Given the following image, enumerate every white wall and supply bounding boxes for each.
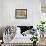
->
[1,0,41,27]
[0,0,3,26]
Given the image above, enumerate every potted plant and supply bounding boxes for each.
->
[31,35,38,46]
[37,21,45,37]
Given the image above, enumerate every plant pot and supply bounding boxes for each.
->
[33,41,36,46]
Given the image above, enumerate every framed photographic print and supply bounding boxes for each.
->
[15,9,27,19]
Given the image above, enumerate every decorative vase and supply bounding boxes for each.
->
[40,32,44,37]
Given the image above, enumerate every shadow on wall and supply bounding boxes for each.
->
[0,27,5,40]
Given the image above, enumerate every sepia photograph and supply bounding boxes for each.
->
[15,9,27,19]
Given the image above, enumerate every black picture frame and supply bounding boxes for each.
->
[15,9,27,19]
